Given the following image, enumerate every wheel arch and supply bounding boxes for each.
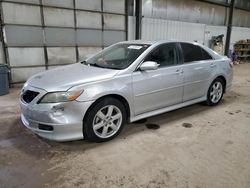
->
[83,94,131,124]
[216,75,227,93]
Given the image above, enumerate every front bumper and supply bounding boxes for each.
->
[20,85,94,141]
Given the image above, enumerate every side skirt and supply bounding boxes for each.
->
[130,96,207,122]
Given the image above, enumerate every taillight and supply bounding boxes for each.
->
[229,61,233,68]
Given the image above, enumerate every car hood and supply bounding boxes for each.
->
[27,63,119,92]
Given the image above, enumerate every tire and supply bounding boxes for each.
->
[206,78,224,106]
[83,97,126,142]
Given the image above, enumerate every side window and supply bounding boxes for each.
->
[144,43,178,67]
[201,48,213,60]
[181,43,204,63]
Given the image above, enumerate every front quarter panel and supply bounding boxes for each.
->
[71,73,134,115]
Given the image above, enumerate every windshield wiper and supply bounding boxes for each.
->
[81,61,104,68]
[81,61,121,70]
[81,60,89,65]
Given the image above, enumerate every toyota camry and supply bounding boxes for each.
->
[20,40,233,142]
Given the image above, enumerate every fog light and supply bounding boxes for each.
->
[38,124,54,131]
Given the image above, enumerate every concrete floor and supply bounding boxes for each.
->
[1,64,250,188]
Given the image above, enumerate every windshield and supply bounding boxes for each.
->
[85,43,150,70]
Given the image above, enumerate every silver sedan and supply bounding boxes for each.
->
[20,40,233,142]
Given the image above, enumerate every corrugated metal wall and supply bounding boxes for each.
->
[141,17,206,43]
[142,0,227,26]
[141,0,250,28]
[0,0,126,84]
[127,0,250,54]
[128,16,250,54]
[233,9,250,27]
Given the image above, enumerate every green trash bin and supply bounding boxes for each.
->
[0,64,9,96]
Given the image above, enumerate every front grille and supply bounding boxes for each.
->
[22,90,39,103]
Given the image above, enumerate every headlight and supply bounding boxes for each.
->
[39,90,83,103]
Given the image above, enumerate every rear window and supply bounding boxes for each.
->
[180,43,212,63]
[201,48,213,60]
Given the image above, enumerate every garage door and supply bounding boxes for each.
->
[0,0,127,84]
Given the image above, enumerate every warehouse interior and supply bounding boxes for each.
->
[0,0,250,187]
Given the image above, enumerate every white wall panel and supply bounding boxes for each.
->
[45,28,75,46]
[141,17,205,44]
[231,27,250,49]
[76,29,102,46]
[8,48,45,67]
[4,25,44,47]
[43,8,74,27]
[104,14,125,30]
[0,44,5,64]
[103,0,125,14]
[1,0,126,84]
[78,47,102,60]
[204,25,227,47]
[42,0,73,8]
[47,47,76,65]
[76,11,102,29]
[3,0,40,4]
[75,0,101,11]
[11,67,45,83]
[2,2,41,25]
[128,16,135,40]
[103,31,126,46]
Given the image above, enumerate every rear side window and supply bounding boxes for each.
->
[201,48,213,60]
[180,43,212,63]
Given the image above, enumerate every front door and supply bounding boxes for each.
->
[132,43,184,115]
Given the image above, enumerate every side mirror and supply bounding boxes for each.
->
[139,61,159,71]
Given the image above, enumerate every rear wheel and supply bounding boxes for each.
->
[83,97,126,142]
[206,78,224,106]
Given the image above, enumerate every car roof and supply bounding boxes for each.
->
[119,40,157,45]
[119,40,199,46]
[119,40,222,60]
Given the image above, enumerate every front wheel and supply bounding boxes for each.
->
[206,78,224,106]
[83,97,126,142]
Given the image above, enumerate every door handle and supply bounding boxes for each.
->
[210,63,216,68]
[175,69,183,74]
[195,67,203,70]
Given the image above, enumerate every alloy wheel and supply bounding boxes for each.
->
[210,81,223,104]
[92,105,122,138]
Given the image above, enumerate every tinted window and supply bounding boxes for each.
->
[181,43,203,62]
[180,43,212,63]
[86,43,150,70]
[201,48,213,60]
[144,43,178,67]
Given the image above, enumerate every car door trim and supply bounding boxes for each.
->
[130,96,206,122]
[183,78,210,86]
[134,84,184,97]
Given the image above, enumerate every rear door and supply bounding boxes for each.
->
[180,43,214,101]
[132,43,184,115]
